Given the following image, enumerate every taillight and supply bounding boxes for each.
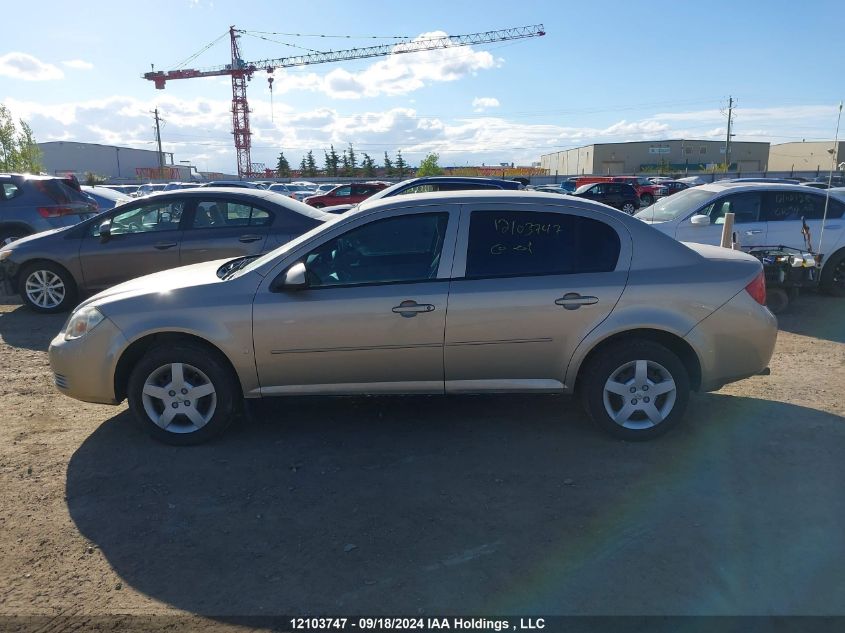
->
[38,206,80,218]
[745,271,767,306]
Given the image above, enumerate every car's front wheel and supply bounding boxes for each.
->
[127,343,239,445]
[580,340,690,440]
[19,261,78,313]
[621,201,636,214]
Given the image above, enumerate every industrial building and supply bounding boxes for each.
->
[540,140,771,176]
[36,141,191,182]
[768,141,844,173]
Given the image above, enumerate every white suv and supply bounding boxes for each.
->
[636,182,845,296]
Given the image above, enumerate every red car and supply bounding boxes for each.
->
[573,176,663,206]
[304,182,387,208]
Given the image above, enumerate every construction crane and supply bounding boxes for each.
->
[143,25,545,178]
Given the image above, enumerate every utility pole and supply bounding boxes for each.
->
[152,108,164,176]
[724,96,734,174]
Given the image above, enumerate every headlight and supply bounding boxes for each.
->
[64,306,105,340]
[0,250,12,261]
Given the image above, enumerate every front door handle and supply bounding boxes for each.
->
[154,241,178,250]
[238,234,262,243]
[555,293,599,310]
[745,230,764,235]
[392,300,435,318]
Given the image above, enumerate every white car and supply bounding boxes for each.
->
[635,182,845,296]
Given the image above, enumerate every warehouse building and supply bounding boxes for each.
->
[37,141,187,181]
[540,140,770,176]
[768,141,844,173]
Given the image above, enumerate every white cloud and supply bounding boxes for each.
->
[265,32,497,100]
[8,95,840,173]
[0,52,63,81]
[472,97,500,112]
[61,59,94,70]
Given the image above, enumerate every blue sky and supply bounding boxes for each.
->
[1,0,842,173]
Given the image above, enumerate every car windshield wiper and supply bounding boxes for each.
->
[218,255,259,280]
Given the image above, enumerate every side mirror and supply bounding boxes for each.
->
[98,219,112,242]
[272,261,308,291]
[690,214,710,227]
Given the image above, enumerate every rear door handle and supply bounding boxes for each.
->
[555,293,599,310]
[392,300,436,317]
[154,241,178,250]
[238,234,262,243]
[745,230,764,235]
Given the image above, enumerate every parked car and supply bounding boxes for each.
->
[46,190,776,445]
[317,177,524,213]
[284,183,319,202]
[575,176,663,206]
[201,181,260,189]
[635,182,845,295]
[0,174,98,245]
[81,186,132,211]
[655,180,690,197]
[570,182,640,214]
[0,188,331,312]
[305,182,388,208]
[136,183,168,196]
[103,184,141,197]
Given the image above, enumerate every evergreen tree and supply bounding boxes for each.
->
[305,150,318,176]
[325,145,340,176]
[361,153,376,177]
[395,150,408,177]
[299,155,307,175]
[383,151,394,177]
[346,143,358,175]
[340,150,351,176]
[275,151,291,177]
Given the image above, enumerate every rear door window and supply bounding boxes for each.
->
[465,210,621,278]
[762,191,840,221]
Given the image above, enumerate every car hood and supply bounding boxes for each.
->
[3,226,70,250]
[78,258,232,312]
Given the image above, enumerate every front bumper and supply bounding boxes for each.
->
[48,316,128,405]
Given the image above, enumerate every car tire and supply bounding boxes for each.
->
[579,339,690,441]
[19,261,78,313]
[621,202,636,214]
[820,248,845,297]
[128,343,239,446]
[640,193,654,206]
[765,287,789,314]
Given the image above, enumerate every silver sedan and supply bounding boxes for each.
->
[49,191,777,444]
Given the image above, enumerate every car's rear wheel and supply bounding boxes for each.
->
[127,343,238,445]
[820,248,845,297]
[640,193,655,206]
[580,340,690,440]
[19,261,77,313]
[621,202,636,214]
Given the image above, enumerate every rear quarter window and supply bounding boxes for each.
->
[466,210,621,278]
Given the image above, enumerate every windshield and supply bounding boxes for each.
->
[573,184,594,194]
[232,212,348,278]
[634,187,714,222]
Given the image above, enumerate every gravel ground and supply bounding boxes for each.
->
[0,292,843,629]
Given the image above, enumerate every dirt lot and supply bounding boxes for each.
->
[0,292,843,626]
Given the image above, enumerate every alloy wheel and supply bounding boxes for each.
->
[602,359,677,429]
[24,270,66,309]
[141,363,217,434]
